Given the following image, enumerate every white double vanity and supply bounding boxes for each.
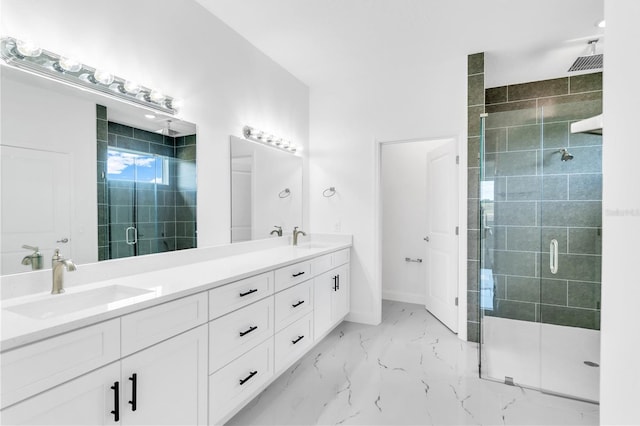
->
[0,236,352,425]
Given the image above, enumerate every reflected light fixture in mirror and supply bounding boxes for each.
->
[0,36,178,115]
[243,125,297,153]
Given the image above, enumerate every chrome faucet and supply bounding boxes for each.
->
[292,227,306,246]
[51,248,77,294]
[21,245,43,270]
[270,226,283,237]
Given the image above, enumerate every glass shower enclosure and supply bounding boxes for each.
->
[478,99,602,402]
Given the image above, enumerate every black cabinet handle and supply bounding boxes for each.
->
[292,271,305,277]
[110,381,119,422]
[239,370,258,385]
[337,274,340,290]
[292,300,305,308]
[292,335,304,344]
[239,325,258,337]
[128,373,137,411]
[333,275,338,291]
[239,288,258,297]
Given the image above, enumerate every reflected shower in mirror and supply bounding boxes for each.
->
[97,106,197,261]
[230,136,302,243]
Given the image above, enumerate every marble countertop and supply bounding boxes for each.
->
[1,240,351,352]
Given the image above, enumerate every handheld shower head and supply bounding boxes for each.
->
[559,148,574,162]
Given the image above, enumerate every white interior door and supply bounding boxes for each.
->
[425,139,458,332]
[1,145,71,274]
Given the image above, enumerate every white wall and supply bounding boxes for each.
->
[309,58,467,326]
[0,0,310,252]
[600,1,640,423]
[381,139,448,304]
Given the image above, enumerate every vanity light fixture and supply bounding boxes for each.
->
[0,36,179,115]
[242,125,297,153]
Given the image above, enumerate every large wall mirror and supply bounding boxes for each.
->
[0,66,197,276]
[230,136,302,242]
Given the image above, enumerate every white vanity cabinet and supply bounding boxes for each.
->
[1,243,352,426]
[313,250,350,339]
[1,294,208,425]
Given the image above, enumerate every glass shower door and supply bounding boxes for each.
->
[106,149,163,259]
[479,99,602,402]
[538,101,602,402]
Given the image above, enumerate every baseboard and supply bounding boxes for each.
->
[382,290,425,305]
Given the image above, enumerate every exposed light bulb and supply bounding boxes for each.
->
[15,39,42,57]
[596,19,606,28]
[149,90,165,103]
[57,57,82,72]
[123,81,140,94]
[93,69,114,85]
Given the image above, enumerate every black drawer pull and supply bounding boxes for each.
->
[239,370,258,385]
[239,325,258,337]
[292,271,305,277]
[333,275,338,291]
[239,288,258,297]
[292,300,305,308]
[128,373,137,411]
[337,274,340,290]
[110,381,120,422]
[292,335,304,344]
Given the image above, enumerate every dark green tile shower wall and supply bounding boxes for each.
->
[96,105,197,260]
[471,71,602,335]
[466,53,484,342]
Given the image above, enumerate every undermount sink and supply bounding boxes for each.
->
[6,285,153,320]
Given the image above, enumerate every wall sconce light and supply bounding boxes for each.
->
[243,125,297,153]
[0,36,179,115]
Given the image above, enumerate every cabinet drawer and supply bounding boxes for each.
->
[274,280,313,332]
[311,253,333,276]
[333,248,350,267]
[209,337,274,425]
[121,292,208,356]
[1,319,120,409]
[209,296,274,373]
[274,260,312,292]
[274,313,313,373]
[209,272,273,320]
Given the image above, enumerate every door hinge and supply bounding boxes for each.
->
[455,297,459,306]
[456,155,460,165]
[455,226,459,235]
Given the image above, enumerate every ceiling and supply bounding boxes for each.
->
[195,0,604,89]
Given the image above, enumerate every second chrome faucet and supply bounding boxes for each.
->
[292,226,306,246]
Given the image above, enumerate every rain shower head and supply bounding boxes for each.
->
[568,40,603,72]
[559,148,574,162]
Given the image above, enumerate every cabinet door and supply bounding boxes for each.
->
[331,264,350,322]
[1,362,120,425]
[121,325,208,426]
[314,264,350,340]
[313,270,333,340]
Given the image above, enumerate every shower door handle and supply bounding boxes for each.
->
[126,227,138,245]
[550,239,558,274]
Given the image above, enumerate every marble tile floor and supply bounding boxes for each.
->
[227,300,599,425]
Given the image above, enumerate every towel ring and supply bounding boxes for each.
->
[323,187,336,197]
[279,188,291,198]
